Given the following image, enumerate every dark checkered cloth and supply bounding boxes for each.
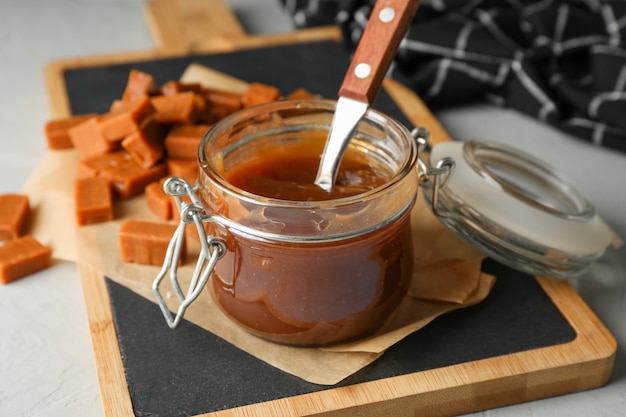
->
[279,0,626,152]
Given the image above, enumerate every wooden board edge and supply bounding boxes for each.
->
[144,0,247,52]
[383,78,453,145]
[55,24,616,415]
[43,60,72,119]
[42,26,342,120]
[181,277,616,417]
[43,29,418,124]
[536,276,617,372]
[192,25,343,53]
[77,265,135,417]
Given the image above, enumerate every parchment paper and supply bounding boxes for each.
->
[24,156,492,384]
[22,64,495,385]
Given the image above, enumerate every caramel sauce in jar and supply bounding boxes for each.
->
[198,99,419,346]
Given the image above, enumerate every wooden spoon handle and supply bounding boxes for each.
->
[338,0,420,104]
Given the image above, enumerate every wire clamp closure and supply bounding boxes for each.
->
[152,177,226,329]
[412,127,456,218]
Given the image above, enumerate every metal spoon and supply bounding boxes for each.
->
[314,0,421,191]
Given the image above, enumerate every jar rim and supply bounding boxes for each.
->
[198,98,418,209]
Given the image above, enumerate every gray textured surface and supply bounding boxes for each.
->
[0,1,623,416]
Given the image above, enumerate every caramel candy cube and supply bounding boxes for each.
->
[242,82,281,107]
[121,117,166,168]
[0,235,52,284]
[165,159,198,184]
[99,96,155,141]
[79,150,167,199]
[160,81,203,96]
[44,114,97,150]
[194,94,214,124]
[199,89,241,122]
[68,116,118,159]
[122,69,155,102]
[164,124,211,159]
[0,194,30,241]
[203,88,243,113]
[151,92,198,124]
[118,219,185,265]
[145,180,172,221]
[285,88,318,100]
[107,160,167,199]
[77,149,134,178]
[74,177,114,226]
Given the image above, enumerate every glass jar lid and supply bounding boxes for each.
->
[424,140,616,278]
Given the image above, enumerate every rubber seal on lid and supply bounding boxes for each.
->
[425,141,615,278]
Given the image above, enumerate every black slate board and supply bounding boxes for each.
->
[106,260,575,417]
[62,40,576,417]
[64,40,410,127]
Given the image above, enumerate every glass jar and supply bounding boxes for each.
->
[158,99,420,347]
[153,99,617,348]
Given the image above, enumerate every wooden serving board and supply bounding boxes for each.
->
[43,1,617,416]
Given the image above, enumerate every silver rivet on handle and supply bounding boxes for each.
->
[379,7,396,23]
